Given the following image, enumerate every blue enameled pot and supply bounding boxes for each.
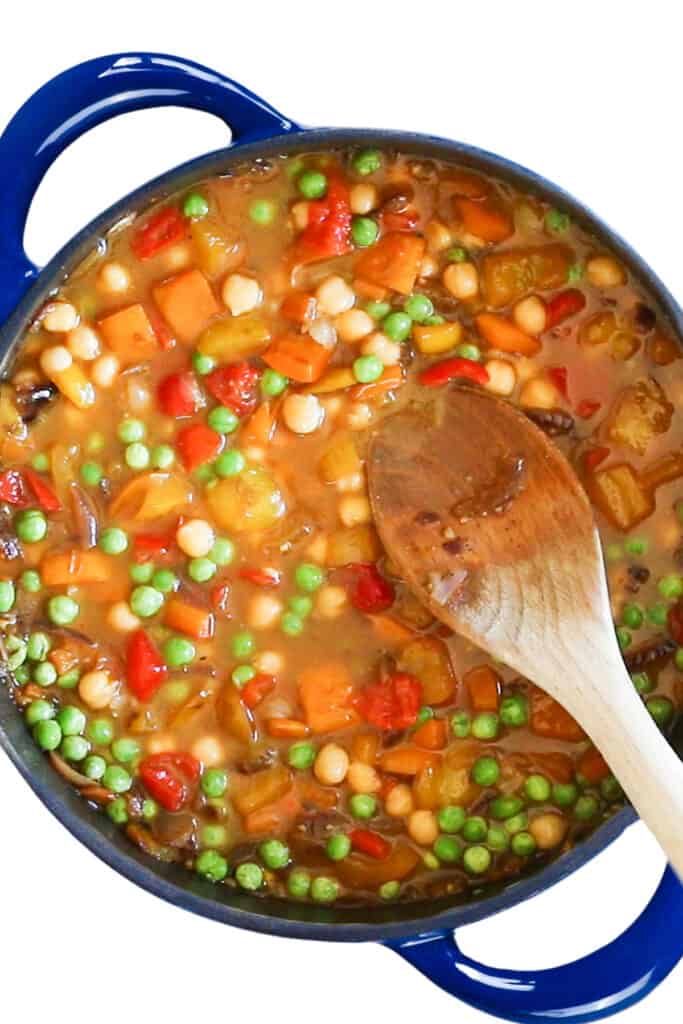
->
[1,53,682,1024]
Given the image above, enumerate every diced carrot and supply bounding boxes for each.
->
[41,549,111,586]
[578,747,611,784]
[353,279,389,302]
[281,290,317,324]
[262,334,332,384]
[152,270,220,343]
[98,304,158,365]
[464,665,501,712]
[370,614,416,647]
[241,402,277,447]
[163,597,215,640]
[350,365,404,402]
[351,732,380,765]
[413,718,448,750]
[266,717,311,739]
[298,662,360,733]
[453,197,513,243]
[530,688,584,741]
[233,765,293,816]
[354,233,426,295]
[475,313,541,356]
[379,747,437,776]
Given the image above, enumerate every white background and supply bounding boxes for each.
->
[1,2,681,1021]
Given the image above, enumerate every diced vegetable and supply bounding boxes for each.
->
[345,562,395,613]
[579,311,618,347]
[475,313,541,355]
[291,177,352,264]
[23,468,62,512]
[586,463,654,531]
[126,630,168,701]
[197,314,271,363]
[464,665,501,711]
[98,304,158,365]
[304,368,357,394]
[529,689,584,741]
[131,207,186,260]
[379,746,437,776]
[607,378,673,455]
[578,747,611,784]
[413,321,463,355]
[205,362,260,416]
[481,244,574,308]
[419,356,489,388]
[358,672,421,730]
[206,466,286,532]
[262,334,332,384]
[318,433,362,483]
[164,597,215,639]
[337,841,419,889]
[176,423,224,472]
[413,718,448,750]
[453,197,513,243]
[398,636,456,705]
[326,524,382,566]
[298,662,360,733]
[152,270,220,343]
[281,291,317,324]
[41,549,111,586]
[157,370,203,418]
[190,218,243,277]
[109,472,192,522]
[354,232,425,294]
[545,288,586,329]
[139,752,200,812]
[233,765,293,816]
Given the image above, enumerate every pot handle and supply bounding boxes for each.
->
[387,865,683,1023]
[0,52,298,323]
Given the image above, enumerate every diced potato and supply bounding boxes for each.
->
[398,635,456,705]
[413,321,463,355]
[608,378,673,454]
[206,466,286,533]
[609,331,640,361]
[579,311,618,347]
[586,463,653,531]
[298,662,360,733]
[197,313,271,362]
[190,218,244,277]
[326,523,382,566]
[318,432,362,483]
[481,244,573,308]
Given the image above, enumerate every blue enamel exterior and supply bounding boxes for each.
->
[0,52,682,1024]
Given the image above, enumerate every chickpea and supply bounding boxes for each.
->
[282,393,324,435]
[40,345,72,376]
[43,302,79,333]
[443,261,479,300]
[107,601,141,633]
[484,358,517,397]
[425,219,453,253]
[253,650,285,675]
[97,261,131,294]
[519,376,558,409]
[385,783,415,817]
[335,308,374,343]
[247,593,283,630]
[314,743,350,786]
[513,295,547,335]
[361,332,401,366]
[66,324,100,361]
[345,402,372,431]
[316,275,355,316]
[315,585,348,619]
[350,183,378,215]
[91,353,120,389]
[191,735,226,767]
[222,273,262,316]
[346,761,381,794]
[146,733,177,755]
[586,256,626,289]
[529,813,568,850]
[79,670,118,710]
[290,201,309,231]
[338,494,372,527]
[408,809,439,845]
[176,519,215,558]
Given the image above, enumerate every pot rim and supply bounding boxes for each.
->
[0,125,674,941]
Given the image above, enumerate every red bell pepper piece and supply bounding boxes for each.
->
[576,399,602,419]
[126,629,168,702]
[205,362,260,418]
[419,357,489,388]
[350,828,391,860]
[583,446,610,472]
[545,288,586,329]
[242,673,277,710]
[176,423,224,472]
[346,563,395,613]
[210,583,232,614]
[131,207,186,260]
[158,369,203,418]
[139,752,201,812]
[358,672,422,730]
[0,469,27,505]
[238,566,282,588]
[547,366,568,398]
[292,177,352,264]
[133,529,176,563]
[22,468,62,512]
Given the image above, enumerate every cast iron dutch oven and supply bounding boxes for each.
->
[1,53,682,1024]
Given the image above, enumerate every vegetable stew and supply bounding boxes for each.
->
[1,147,682,906]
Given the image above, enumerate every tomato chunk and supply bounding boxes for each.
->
[0,469,26,505]
[292,177,352,264]
[545,288,586,329]
[358,672,421,730]
[132,207,186,260]
[126,629,168,702]
[176,423,224,472]
[139,752,200,811]
[345,562,395,613]
[206,362,260,417]
[158,370,202,418]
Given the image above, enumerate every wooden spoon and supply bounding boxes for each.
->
[367,386,683,877]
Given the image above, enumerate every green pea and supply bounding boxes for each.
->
[455,342,482,362]
[574,795,599,821]
[106,797,129,825]
[151,444,176,469]
[511,832,537,857]
[261,369,288,398]
[163,636,196,668]
[463,845,492,875]
[15,509,47,544]
[125,442,150,470]
[486,826,510,851]
[525,774,551,802]
[196,849,228,882]
[490,795,524,821]
[142,799,158,821]
[567,263,584,284]
[504,812,528,835]
[5,636,27,671]
[33,661,57,686]
[288,741,316,770]
[111,737,140,763]
[326,833,351,861]
[183,192,209,219]
[202,768,228,798]
[382,311,412,342]
[616,627,631,651]
[349,794,377,820]
[553,782,578,807]
[288,594,313,618]
[231,631,256,659]
[192,351,215,376]
[26,699,55,726]
[404,293,434,322]
[295,562,325,592]
[249,199,277,226]
[27,631,51,661]
[80,461,103,487]
[87,717,114,746]
[201,824,228,848]
[647,602,669,626]
[33,719,62,751]
[83,755,106,781]
[103,765,132,794]
[631,671,654,695]
[232,665,256,687]
[545,209,570,234]
[20,569,42,593]
[351,216,379,248]
[600,775,623,802]
[621,603,643,629]
[235,862,264,890]
[118,418,145,444]
[208,405,240,434]
[658,574,683,600]
[31,452,50,471]
[433,835,463,863]
[624,536,648,556]
[281,612,304,637]
[99,527,129,555]
[352,149,382,176]
[451,711,471,738]
[151,569,179,594]
[472,712,499,741]
[647,696,674,727]
[260,839,290,869]
[298,170,327,199]
[471,756,500,787]
[423,851,440,870]
[353,354,383,383]
[287,870,311,898]
[215,450,246,477]
[446,246,468,263]
[61,735,90,761]
[416,705,434,724]
[57,705,86,736]
[438,805,465,834]
[365,300,391,321]
[130,586,164,618]
[188,557,217,583]
[57,669,80,690]
[130,562,155,584]
[310,876,339,902]
[47,594,79,626]
[13,664,31,684]
[500,694,528,727]
[462,816,487,842]
[379,880,400,900]
[210,537,235,566]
